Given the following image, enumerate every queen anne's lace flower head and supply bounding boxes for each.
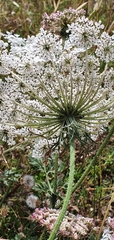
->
[0,13,114,149]
[95,32,114,63]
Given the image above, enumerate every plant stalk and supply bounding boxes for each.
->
[0,182,12,207]
[72,124,114,193]
[48,139,75,240]
[39,228,47,240]
[97,192,114,240]
[0,157,22,207]
[51,153,59,208]
[56,124,114,209]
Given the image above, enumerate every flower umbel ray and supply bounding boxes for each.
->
[8,65,113,144]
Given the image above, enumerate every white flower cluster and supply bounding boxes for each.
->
[31,207,94,239]
[0,14,114,149]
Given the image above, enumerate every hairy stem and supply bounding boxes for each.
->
[56,124,114,209]
[48,139,75,240]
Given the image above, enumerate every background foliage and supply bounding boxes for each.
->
[0,0,114,37]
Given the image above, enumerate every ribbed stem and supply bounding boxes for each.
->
[48,139,75,240]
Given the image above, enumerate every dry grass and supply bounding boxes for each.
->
[0,0,114,37]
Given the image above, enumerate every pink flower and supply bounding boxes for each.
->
[30,207,94,239]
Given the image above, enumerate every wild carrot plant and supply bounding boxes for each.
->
[0,7,114,240]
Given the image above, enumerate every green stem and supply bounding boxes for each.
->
[0,182,12,207]
[72,124,114,193]
[0,157,22,207]
[48,139,75,240]
[51,153,59,208]
[56,124,114,210]
[53,153,59,194]
[39,228,47,240]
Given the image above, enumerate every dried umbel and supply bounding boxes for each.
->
[26,194,38,209]
[41,7,85,38]
[0,14,114,148]
[30,207,94,239]
[22,175,34,189]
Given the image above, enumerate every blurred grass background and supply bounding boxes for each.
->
[0,0,114,37]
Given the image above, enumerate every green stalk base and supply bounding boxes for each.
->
[48,140,75,240]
